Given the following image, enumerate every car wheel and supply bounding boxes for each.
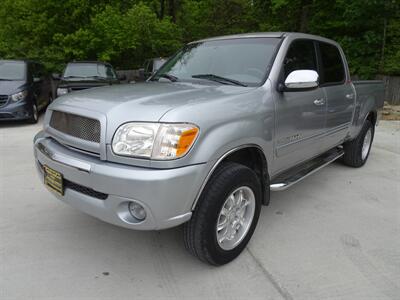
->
[28,102,39,124]
[342,120,374,167]
[184,162,261,265]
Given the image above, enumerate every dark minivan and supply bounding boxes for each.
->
[0,60,53,123]
[55,61,123,98]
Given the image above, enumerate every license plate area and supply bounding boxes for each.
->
[44,165,64,196]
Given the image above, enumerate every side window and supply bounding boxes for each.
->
[32,63,44,80]
[283,40,317,78]
[319,42,345,85]
[105,66,116,79]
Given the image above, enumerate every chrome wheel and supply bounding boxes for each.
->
[216,186,255,250]
[361,128,372,160]
[32,104,38,121]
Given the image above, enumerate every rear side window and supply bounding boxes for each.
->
[105,66,117,79]
[31,63,44,80]
[283,40,317,78]
[319,42,345,85]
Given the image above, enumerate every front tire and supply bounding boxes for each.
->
[28,102,38,124]
[184,162,261,265]
[342,120,374,167]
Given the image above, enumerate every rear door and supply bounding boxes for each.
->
[274,39,327,172]
[317,42,355,150]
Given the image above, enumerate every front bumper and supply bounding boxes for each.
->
[33,131,207,230]
[0,100,32,121]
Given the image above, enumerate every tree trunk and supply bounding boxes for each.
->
[299,5,309,32]
[160,0,165,19]
[168,0,176,23]
[380,17,387,72]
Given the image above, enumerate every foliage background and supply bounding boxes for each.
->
[0,0,398,78]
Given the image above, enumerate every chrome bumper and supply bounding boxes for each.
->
[33,131,207,230]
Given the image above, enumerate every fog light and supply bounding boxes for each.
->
[128,202,146,221]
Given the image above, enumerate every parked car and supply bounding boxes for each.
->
[55,61,124,98]
[140,57,167,80]
[34,33,384,265]
[0,60,53,123]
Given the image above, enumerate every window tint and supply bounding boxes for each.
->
[284,40,317,78]
[319,42,345,84]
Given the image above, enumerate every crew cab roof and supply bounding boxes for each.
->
[190,32,338,46]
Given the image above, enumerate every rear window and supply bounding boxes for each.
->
[319,42,345,85]
[63,63,116,79]
[0,61,26,80]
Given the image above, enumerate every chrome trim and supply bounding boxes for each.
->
[36,141,91,173]
[270,149,344,191]
[191,144,264,210]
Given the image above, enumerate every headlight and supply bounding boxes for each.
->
[57,88,68,97]
[11,90,28,102]
[112,122,199,160]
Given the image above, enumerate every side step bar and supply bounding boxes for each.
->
[270,148,344,192]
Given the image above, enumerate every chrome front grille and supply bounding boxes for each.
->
[50,111,101,143]
[0,95,8,107]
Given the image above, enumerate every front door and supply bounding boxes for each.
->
[274,39,327,173]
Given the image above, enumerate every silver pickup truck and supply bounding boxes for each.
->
[33,32,384,265]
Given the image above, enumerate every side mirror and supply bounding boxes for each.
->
[284,70,319,90]
[52,73,61,80]
[117,74,127,81]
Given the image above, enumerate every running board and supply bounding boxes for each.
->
[270,148,344,192]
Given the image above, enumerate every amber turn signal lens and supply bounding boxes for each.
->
[176,128,199,156]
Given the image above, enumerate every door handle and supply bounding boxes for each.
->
[313,98,325,106]
[346,93,354,100]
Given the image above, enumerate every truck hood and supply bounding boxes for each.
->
[51,81,254,123]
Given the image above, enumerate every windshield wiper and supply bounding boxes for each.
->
[156,73,178,82]
[63,75,85,79]
[192,74,247,87]
[87,75,108,80]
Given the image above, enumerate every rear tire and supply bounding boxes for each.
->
[184,162,262,266]
[342,120,374,167]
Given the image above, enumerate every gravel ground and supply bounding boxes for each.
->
[0,118,399,300]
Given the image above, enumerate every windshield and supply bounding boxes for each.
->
[63,63,116,79]
[153,38,281,86]
[0,61,26,80]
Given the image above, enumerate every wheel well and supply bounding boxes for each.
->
[366,111,377,126]
[222,147,270,205]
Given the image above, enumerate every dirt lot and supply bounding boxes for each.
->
[0,118,399,300]
[382,102,400,121]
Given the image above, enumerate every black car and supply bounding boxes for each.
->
[55,61,123,97]
[0,60,53,123]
